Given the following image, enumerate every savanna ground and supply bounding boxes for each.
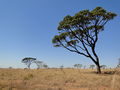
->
[0,68,120,90]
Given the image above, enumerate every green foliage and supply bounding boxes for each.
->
[33,60,43,69]
[22,58,47,69]
[117,58,120,68]
[52,7,117,74]
[74,64,82,68]
[22,57,36,69]
[100,65,107,69]
[90,65,95,69]
[52,7,117,48]
[43,64,48,68]
[60,65,64,69]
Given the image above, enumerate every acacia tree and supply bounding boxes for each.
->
[117,58,120,68]
[74,64,82,69]
[43,64,48,68]
[22,57,36,69]
[100,65,107,69]
[89,65,95,69]
[33,60,43,69]
[52,7,116,74]
[60,65,64,69]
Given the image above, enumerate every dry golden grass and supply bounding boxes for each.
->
[0,68,120,90]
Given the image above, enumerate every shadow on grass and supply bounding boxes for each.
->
[86,71,116,75]
[90,70,120,75]
[102,71,116,75]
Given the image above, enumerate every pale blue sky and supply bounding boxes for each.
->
[0,0,120,68]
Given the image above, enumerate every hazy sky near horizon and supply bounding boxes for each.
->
[0,0,120,68]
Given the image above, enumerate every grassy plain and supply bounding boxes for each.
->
[0,68,120,90]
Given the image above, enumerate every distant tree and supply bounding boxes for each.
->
[52,7,117,74]
[100,65,107,69]
[60,65,64,69]
[9,67,12,69]
[117,58,120,68]
[89,65,95,69]
[78,64,82,69]
[83,65,86,69]
[43,64,48,68]
[22,57,36,69]
[74,64,82,69]
[60,65,65,74]
[34,60,43,69]
[74,64,77,68]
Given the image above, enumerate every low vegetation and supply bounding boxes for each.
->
[0,68,120,90]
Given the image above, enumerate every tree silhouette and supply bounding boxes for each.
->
[52,7,116,74]
[34,60,43,69]
[83,65,86,69]
[74,64,82,69]
[22,57,36,69]
[117,58,120,68]
[100,65,107,69]
[43,64,48,68]
[89,65,95,69]
[60,65,64,69]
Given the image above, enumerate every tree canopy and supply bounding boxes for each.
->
[22,57,36,69]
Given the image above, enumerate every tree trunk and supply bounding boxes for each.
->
[96,62,101,74]
[89,57,101,74]
[28,64,31,69]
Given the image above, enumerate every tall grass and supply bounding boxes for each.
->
[0,68,119,90]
